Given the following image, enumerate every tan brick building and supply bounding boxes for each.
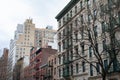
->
[35,26,56,48]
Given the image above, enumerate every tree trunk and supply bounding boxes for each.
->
[102,75,106,80]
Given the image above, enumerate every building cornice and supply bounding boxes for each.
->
[55,0,80,21]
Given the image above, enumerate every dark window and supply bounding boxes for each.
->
[63,17,65,24]
[59,44,61,52]
[87,0,90,8]
[93,9,97,19]
[71,65,73,75]
[63,54,65,64]
[81,15,83,24]
[104,60,108,70]
[76,63,79,73]
[54,68,56,75]
[71,50,73,60]
[67,14,69,20]
[59,55,61,64]
[93,26,97,38]
[75,33,78,42]
[75,6,77,13]
[93,0,95,3]
[59,68,61,77]
[82,61,85,72]
[70,10,72,17]
[75,19,78,27]
[59,21,61,27]
[75,46,78,55]
[96,63,100,73]
[81,43,84,55]
[54,58,56,64]
[89,46,92,57]
[118,12,120,23]
[95,43,98,52]
[80,1,82,10]
[101,22,105,33]
[103,40,106,51]
[63,40,65,50]
[88,14,91,23]
[90,64,93,76]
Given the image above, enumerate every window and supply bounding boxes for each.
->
[96,63,100,73]
[75,46,78,55]
[76,63,79,73]
[75,33,78,42]
[54,58,56,64]
[93,26,97,38]
[90,64,93,76]
[67,66,69,75]
[59,55,61,64]
[67,51,69,61]
[70,10,72,17]
[58,43,61,52]
[89,46,92,57]
[75,19,78,27]
[81,43,84,55]
[54,68,56,75]
[71,50,73,60]
[103,40,106,51]
[108,0,113,5]
[63,29,66,36]
[104,60,108,70]
[59,68,61,77]
[93,9,97,19]
[118,12,120,23]
[81,26,84,40]
[63,54,65,63]
[63,40,65,50]
[63,68,65,76]
[70,23,72,33]
[67,13,69,20]
[82,61,85,72]
[87,0,90,8]
[63,17,65,24]
[88,14,91,23]
[80,1,83,10]
[93,0,95,3]
[101,22,104,30]
[75,6,77,13]
[95,43,98,52]
[81,15,83,24]
[71,65,73,75]
[59,20,61,27]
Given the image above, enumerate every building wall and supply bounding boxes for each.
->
[0,48,9,80]
[56,0,120,80]
[48,54,58,80]
[34,27,56,48]
[29,47,57,80]
[15,19,35,60]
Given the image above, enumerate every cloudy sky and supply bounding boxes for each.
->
[0,0,70,56]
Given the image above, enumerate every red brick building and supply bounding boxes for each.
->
[29,46,57,80]
[0,48,9,80]
[24,66,30,80]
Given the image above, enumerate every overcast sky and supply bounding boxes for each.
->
[0,0,70,56]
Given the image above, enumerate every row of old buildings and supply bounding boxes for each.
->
[12,46,57,80]
[0,0,120,80]
[7,19,57,80]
